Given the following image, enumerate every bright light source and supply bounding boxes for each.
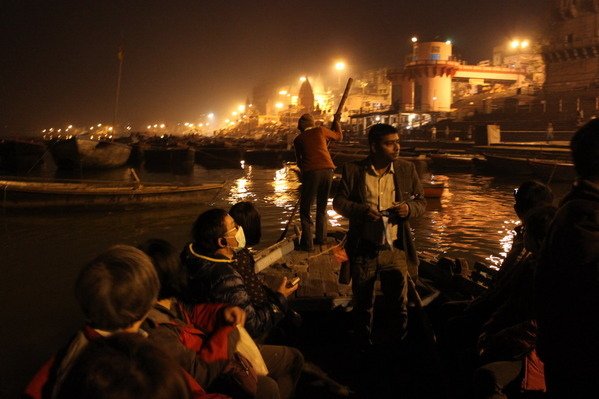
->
[108,127,113,131]
[159,124,165,128]
[279,90,288,95]
[153,124,158,128]
[375,116,381,121]
[42,129,46,133]
[147,125,152,129]
[184,122,189,126]
[126,126,131,130]
[207,113,214,119]
[238,105,245,112]
[232,111,238,116]
[521,40,530,48]
[446,40,452,45]
[411,36,418,43]
[334,61,346,71]
[510,40,520,49]
[97,123,102,127]
[225,119,230,123]
[299,76,307,82]
[275,102,284,109]
[67,125,73,129]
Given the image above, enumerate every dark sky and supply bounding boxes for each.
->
[1,0,549,134]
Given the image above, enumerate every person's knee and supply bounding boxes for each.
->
[472,366,509,399]
[257,375,280,399]
[289,347,304,372]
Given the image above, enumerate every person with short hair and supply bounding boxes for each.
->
[55,333,194,399]
[535,119,599,397]
[181,209,304,399]
[293,113,342,251]
[24,245,215,399]
[333,123,426,347]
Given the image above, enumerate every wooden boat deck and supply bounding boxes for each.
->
[256,234,353,311]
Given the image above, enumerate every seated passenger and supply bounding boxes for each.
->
[55,333,195,399]
[140,238,286,399]
[229,202,302,332]
[181,209,304,399]
[23,245,214,399]
[444,181,554,347]
[472,205,557,399]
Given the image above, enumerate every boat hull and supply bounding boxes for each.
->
[48,138,131,169]
[0,139,46,171]
[0,179,224,209]
[528,159,576,182]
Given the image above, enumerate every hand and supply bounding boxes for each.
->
[366,208,381,221]
[391,202,410,218]
[277,276,299,298]
[221,306,246,326]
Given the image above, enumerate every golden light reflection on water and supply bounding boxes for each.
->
[225,165,257,204]
[266,166,301,208]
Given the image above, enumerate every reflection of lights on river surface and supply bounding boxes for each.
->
[267,167,300,208]
[226,166,256,204]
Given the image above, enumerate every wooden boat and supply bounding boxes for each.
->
[528,158,576,182]
[143,146,195,175]
[479,154,532,175]
[429,153,478,171]
[421,175,448,198]
[0,138,46,171]
[0,177,224,209]
[47,136,131,169]
[243,148,296,167]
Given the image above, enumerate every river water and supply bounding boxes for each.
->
[0,162,571,397]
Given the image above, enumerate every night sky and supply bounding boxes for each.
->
[1,0,549,134]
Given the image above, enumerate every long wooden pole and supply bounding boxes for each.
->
[277,77,353,243]
[113,44,124,135]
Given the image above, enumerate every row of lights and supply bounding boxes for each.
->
[411,37,452,45]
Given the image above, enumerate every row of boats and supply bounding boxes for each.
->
[0,132,576,209]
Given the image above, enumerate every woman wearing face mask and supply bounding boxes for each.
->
[181,208,299,341]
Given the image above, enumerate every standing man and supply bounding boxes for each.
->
[535,119,599,398]
[294,113,342,251]
[333,123,426,348]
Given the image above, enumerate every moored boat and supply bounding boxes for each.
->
[528,158,576,182]
[0,138,46,171]
[479,154,532,175]
[47,136,131,169]
[422,175,448,198]
[143,146,195,175]
[0,177,224,209]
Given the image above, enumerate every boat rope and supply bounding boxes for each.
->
[306,234,347,260]
[546,160,558,185]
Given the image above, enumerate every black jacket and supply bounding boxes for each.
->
[535,179,599,366]
[181,244,287,339]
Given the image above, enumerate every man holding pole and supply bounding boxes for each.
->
[293,113,342,251]
[333,123,426,349]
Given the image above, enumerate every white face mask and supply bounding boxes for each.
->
[234,226,246,251]
[225,226,246,251]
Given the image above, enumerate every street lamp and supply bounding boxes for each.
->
[411,37,418,62]
[334,60,346,85]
